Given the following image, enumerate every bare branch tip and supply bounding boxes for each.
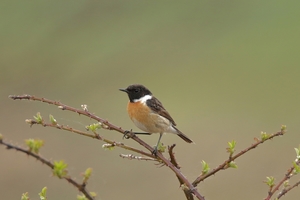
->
[25,119,37,127]
[58,105,65,110]
[120,154,156,161]
[81,104,89,112]
[9,94,31,100]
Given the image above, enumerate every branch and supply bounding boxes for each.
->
[277,179,300,199]
[27,119,155,159]
[119,154,157,161]
[0,139,94,200]
[169,144,194,200]
[9,95,204,200]
[265,159,300,200]
[192,128,286,187]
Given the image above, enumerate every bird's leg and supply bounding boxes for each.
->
[152,133,163,156]
[132,132,151,135]
[123,130,151,139]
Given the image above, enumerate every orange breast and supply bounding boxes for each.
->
[127,101,151,124]
[127,101,172,133]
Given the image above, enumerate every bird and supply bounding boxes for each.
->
[119,84,193,155]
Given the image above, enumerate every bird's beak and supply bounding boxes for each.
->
[119,88,128,93]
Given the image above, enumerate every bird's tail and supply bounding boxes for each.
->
[173,126,194,143]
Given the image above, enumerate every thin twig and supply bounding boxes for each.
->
[9,94,205,200]
[0,139,94,200]
[30,120,155,159]
[169,144,180,169]
[277,179,300,199]
[169,144,194,200]
[119,154,157,161]
[192,130,285,187]
[265,159,300,200]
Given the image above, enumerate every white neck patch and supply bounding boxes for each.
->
[133,94,152,104]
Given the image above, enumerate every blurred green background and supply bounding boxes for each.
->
[1,1,300,199]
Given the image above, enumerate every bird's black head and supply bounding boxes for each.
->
[119,84,152,102]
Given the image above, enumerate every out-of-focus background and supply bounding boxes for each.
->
[1,1,300,199]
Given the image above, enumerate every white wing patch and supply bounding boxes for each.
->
[133,94,152,104]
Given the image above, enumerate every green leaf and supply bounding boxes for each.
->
[265,176,275,187]
[156,142,166,153]
[227,140,236,156]
[281,125,287,133]
[25,139,44,154]
[21,192,30,200]
[49,115,57,125]
[39,187,47,200]
[295,145,300,161]
[89,192,97,198]
[283,180,290,188]
[83,168,92,183]
[77,194,88,200]
[34,112,43,124]
[201,160,210,175]
[228,161,238,169]
[293,161,300,174]
[86,123,101,133]
[260,131,270,141]
[53,160,68,178]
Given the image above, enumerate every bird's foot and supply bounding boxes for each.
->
[152,142,165,157]
[123,130,134,139]
[151,146,158,157]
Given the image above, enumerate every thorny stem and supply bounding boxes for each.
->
[9,95,204,200]
[192,130,285,187]
[265,159,300,200]
[0,139,94,200]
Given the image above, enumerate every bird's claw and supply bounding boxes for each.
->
[152,147,158,157]
[123,130,134,139]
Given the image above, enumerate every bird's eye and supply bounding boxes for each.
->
[134,89,139,93]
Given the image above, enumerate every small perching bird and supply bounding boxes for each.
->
[119,84,193,155]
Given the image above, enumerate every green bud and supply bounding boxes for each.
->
[53,160,68,178]
[201,160,210,175]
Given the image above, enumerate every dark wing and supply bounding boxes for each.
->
[146,96,177,126]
